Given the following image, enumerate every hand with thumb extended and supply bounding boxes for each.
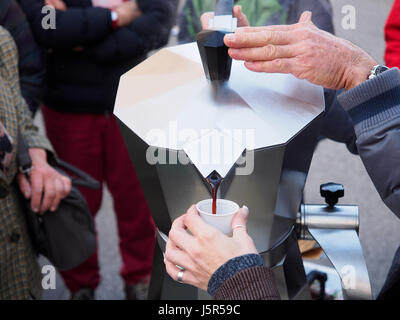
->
[225,11,377,91]
[164,205,258,291]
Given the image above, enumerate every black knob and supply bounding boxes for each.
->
[320,183,344,208]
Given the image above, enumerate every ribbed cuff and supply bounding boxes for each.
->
[207,254,263,297]
[214,266,281,300]
[338,68,400,133]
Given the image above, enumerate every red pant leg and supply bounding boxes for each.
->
[104,116,156,285]
[42,106,104,292]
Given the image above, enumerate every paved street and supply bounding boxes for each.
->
[38,0,398,299]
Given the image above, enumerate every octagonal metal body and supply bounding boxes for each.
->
[114,43,325,299]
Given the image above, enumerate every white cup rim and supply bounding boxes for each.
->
[196,199,239,217]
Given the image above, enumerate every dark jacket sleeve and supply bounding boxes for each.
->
[2,0,45,114]
[18,0,113,48]
[85,0,175,62]
[215,266,281,300]
[64,0,92,7]
[338,68,400,218]
[320,89,358,155]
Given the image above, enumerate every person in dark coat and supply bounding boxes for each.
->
[19,0,175,300]
[0,0,46,114]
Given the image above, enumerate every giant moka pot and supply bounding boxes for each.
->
[114,0,372,300]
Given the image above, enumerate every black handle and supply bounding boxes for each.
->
[215,0,233,16]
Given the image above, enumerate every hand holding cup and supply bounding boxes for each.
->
[165,204,257,291]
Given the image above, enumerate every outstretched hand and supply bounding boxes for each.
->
[224,11,377,90]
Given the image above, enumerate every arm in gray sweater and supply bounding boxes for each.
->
[338,67,400,218]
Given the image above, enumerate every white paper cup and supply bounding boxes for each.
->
[196,199,239,236]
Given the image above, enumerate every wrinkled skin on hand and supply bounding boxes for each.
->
[224,11,377,91]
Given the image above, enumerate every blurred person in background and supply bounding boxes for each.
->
[18,0,175,300]
[0,26,71,299]
[0,0,46,115]
[178,0,335,43]
[385,0,400,68]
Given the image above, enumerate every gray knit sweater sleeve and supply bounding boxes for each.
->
[208,254,280,300]
[337,67,400,218]
[214,266,281,300]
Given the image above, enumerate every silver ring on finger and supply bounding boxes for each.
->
[177,270,185,284]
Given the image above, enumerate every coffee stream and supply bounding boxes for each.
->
[206,171,223,215]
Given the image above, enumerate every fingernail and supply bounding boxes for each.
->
[24,191,30,199]
[225,34,236,42]
[241,205,249,218]
[33,207,39,213]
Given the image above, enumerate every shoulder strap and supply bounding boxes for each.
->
[17,131,33,175]
[55,158,100,190]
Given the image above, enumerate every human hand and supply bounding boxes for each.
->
[201,5,249,30]
[224,11,377,90]
[165,205,257,291]
[16,148,71,214]
[115,0,142,27]
[45,0,67,11]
